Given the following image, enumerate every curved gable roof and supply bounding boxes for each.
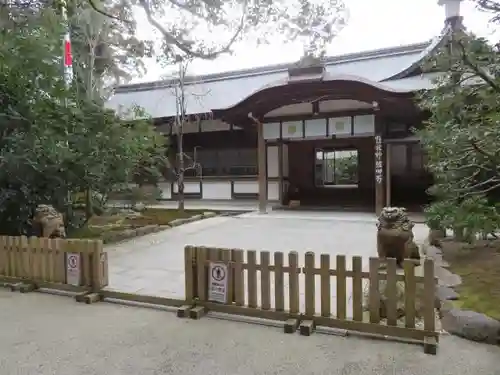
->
[381,23,453,82]
[107,43,431,119]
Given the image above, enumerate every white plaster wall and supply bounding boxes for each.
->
[267,145,279,178]
[263,122,280,140]
[233,180,258,193]
[353,115,375,136]
[304,118,327,138]
[202,181,232,199]
[267,181,280,201]
[282,121,303,139]
[173,181,201,193]
[329,116,352,136]
[158,182,172,199]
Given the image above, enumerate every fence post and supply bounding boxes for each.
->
[184,246,195,302]
[300,251,316,336]
[423,258,437,355]
[91,240,103,292]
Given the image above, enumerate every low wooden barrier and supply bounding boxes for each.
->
[184,246,438,354]
[0,236,107,296]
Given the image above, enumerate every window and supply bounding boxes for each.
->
[315,149,359,187]
[192,148,258,177]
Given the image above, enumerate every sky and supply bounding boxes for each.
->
[133,0,496,83]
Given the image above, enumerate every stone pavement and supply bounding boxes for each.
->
[105,211,429,315]
[1,290,499,375]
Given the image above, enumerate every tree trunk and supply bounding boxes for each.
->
[178,173,185,212]
[177,129,185,213]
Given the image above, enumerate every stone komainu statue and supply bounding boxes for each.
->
[376,207,420,267]
[32,204,66,238]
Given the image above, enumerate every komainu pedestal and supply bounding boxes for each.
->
[32,204,66,238]
[376,207,420,267]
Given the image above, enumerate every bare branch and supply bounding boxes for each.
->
[86,0,126,23]
[137,0,247,59]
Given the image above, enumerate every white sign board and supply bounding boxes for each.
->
[208,262,228,304]
[66,253,81,286]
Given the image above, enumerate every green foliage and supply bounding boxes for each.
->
[67,0,154,95]
[333,154,358,185]
[127,186,163,209]
[418,33,500,240]
[2,0,154,91]
[0,9,164,236]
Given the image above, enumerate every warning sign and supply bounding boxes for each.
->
[66,253,80,286]
[208,262,228,304]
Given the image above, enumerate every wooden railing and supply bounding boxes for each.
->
[185,246,438,354]
[0,236,107,291]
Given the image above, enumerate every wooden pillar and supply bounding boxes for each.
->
[374,117,385,215]
[385,143,392,207]
[257,120,267,213]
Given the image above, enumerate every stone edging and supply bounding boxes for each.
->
[422,238,500,345]
[102,211,218,244]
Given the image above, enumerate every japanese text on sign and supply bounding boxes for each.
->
[208,262,228,304]
[374,135,383,184]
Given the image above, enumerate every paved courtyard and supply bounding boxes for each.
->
[1,290,499,375]
[105,211,429,314]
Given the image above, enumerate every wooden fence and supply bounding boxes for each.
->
[0,236,108,292]
[184,246,438,354]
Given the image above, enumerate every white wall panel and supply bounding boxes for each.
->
[353,115,375,136]
[267,181,280,201]
[304,118,327,138]
[282,121,303,139]
[233,180,258,193]
[263,122,280,140]
[267,145,279,178]
[173,181,201,193]
[328,116,352,137]
[158,182,172,199]
[202,181,232,199]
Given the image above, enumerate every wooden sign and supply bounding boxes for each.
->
[374,135,383,184]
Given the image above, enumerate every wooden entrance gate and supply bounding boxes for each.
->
[184,246,438,354]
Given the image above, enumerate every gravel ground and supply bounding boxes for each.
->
[1,290,499,375]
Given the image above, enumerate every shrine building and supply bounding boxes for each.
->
[106,0,464,213]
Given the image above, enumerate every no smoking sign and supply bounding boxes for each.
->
[66,252,80,286]
[208,262,228,304]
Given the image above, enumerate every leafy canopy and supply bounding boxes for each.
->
[418,31,500,238]
[0,8,164,235]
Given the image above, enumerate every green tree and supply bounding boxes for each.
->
[2,0,153,91]
[417,31,500,240]
[68,0,153,96]
[0,8,164,235]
